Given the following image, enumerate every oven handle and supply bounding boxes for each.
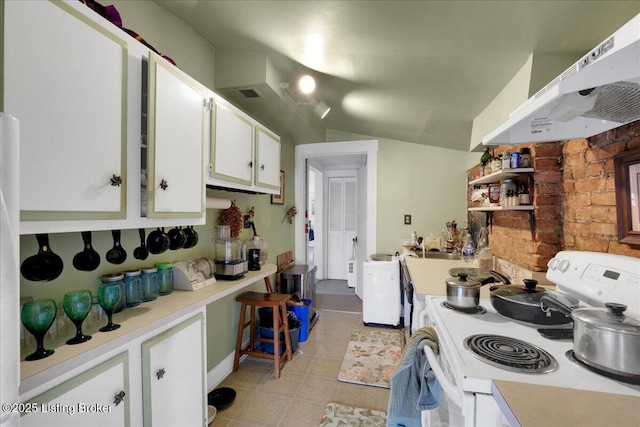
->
[424,345,462,408]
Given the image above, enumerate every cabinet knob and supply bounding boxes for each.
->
[159,179,168,191]
[260,164,265,171]
[113,390,126,406]
[156,368,166,380]
[110,174,123,187]
[248,161,253,168]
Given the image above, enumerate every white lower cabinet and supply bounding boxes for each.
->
[19,312,206,427]
[21,353,129,427]
[142,314,206,427]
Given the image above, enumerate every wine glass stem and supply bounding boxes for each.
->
[75,322,83,339]
[34,332,46,354]
[106,310,114,327]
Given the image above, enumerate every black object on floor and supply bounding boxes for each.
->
[208,387,236,411]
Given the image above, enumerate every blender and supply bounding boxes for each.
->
[213,226,248,279]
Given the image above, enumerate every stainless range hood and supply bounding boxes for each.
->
[483,13,640,146]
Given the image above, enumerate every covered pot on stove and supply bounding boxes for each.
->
[489,279,574,325]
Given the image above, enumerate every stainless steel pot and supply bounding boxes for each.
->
[541,296,640,381]
[446,273,485,309]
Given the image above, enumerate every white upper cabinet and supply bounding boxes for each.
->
[5,1,127,222]
[210,101,254,186]
[255,126,281,190]
[207,96,281,195]
[145,53,206,219]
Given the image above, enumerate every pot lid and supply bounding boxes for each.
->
[490,280,546,306]
[572,303,640,336]
[448,268,497,283]
[446,273,480,288]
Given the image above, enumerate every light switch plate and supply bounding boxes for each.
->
[404,214,411,225]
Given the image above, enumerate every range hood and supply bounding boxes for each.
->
[483,13,640,146]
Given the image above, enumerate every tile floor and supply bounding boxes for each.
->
[212,309,396,426]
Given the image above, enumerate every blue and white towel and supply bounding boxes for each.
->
[386,327,443,427]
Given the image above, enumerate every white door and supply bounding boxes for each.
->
[254,126,281,191]
[147,52,205,218]
[6,1,127,221]
[21,354,128,427]
[142,315,205,427]
[327,175,357,280]
[210,101,254,185]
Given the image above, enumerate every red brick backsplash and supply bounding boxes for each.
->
[469,120,640,273]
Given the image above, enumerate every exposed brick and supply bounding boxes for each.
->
[565,207,590,222]
[568,166,587,180]
[562,181,575,193]
[590,222,617,237]
[575,236,610,253]
[564,221,590,235]
[608,241,640,257]
[563,139,589,153]
[564,152,587,167]
[588,129,617,147]
[591,191,616,206]
[586,162,605,178]
[534,170,563,184]
[585,142,627,162]
[604,175,616,191]
[562,193,591,208]
[533,157,560,170]
[532,143,562,157]
[575,178,606,193]
[590,206,616,223]
[534,232,561,245]
[535,194,563,207]
[629,135,640,150]
[536,183,561,195]
[534,206,561,220]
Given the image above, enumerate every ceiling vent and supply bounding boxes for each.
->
[237,87,262,99]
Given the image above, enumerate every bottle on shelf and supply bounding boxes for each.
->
[519,184,531,205]
[520,148,531,168]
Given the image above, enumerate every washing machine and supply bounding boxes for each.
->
[362,254,401,327]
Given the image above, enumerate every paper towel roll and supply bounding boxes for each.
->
[206,197,232,210]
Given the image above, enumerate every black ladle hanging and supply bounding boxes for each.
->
[106,230,127,265]
[20,234,64,281]
[72,231,101,271]
[133,228,149,260]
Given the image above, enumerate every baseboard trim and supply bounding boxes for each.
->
[206,339,249,392]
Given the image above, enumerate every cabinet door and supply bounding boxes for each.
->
[147,53,205,219]
[21,353,129,427]
[210,101,254,185]
[5,1,127,221]
[255,126,281,191]
[142,314,205,427]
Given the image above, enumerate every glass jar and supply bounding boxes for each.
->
[500,179,516,206]
[155,262,174,296]
[520,148,531,168]
[101,273,126,313]
[123,270,142,307]
[141,267,159,302]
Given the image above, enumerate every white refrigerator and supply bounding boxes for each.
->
[362,256,401,327]
[0,113,20,427]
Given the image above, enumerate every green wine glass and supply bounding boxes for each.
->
[21,299,57,361]
[97,282,122,332]
[63,290,93,344]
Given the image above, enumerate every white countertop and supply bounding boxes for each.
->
[405,256,494,298]
[20,264,276,394]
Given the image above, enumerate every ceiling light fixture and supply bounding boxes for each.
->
[314,101,331,119]
[297,74,316,95]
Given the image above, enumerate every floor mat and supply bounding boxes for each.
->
[315,293,362,313]
[319,402,387,427]
[337,329,403,389]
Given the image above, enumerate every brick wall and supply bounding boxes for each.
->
[562,121,640,257]
[469,120,640,272]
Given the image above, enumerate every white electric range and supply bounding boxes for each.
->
[418,251,640,427]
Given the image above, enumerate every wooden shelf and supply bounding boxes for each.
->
[469,168,534,185]
[468,205,534,212]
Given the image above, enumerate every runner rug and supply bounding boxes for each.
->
[337,329,403,389]
[319,403,387,427]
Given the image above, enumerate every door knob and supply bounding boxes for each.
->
[156,368,166,380]
[113,390,126,406]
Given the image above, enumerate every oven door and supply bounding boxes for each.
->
[422,345,467,426]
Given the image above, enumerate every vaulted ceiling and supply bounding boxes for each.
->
[152,1,640,151]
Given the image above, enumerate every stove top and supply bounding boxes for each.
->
[425,295,640,397]
[441,301,487,315]
[464,334,557,374]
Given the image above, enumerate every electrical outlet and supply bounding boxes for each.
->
[404,214,411,225]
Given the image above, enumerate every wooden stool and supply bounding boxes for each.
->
[233,292,293,379]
